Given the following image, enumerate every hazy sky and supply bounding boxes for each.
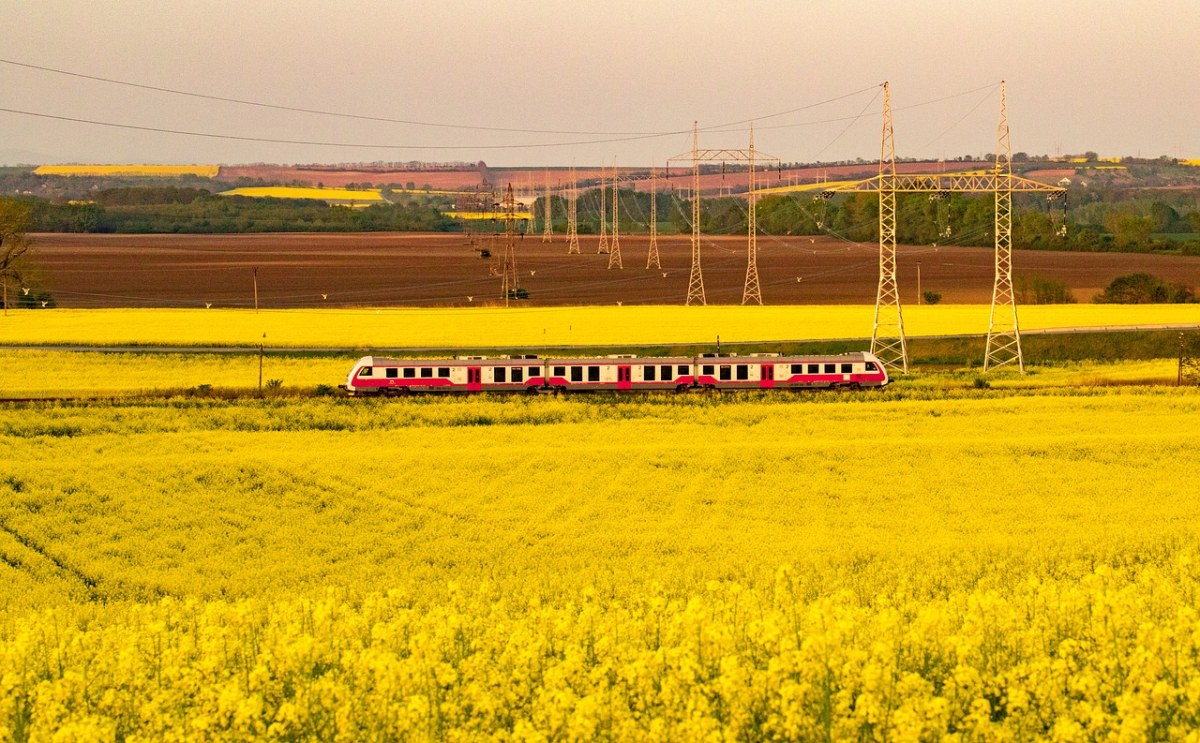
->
[0,1,1195,167]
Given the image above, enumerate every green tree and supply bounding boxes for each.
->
[1094,273,1196,304]
[0,198,33,302]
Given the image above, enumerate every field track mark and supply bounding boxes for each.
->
[0,517,103,601]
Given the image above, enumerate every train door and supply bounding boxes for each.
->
[760,364,775,389]
[467,367,482,392]
[617,365,632,390]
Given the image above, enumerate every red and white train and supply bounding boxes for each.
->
[342,351,888,395]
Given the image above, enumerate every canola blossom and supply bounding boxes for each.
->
[218,186,385,203]
[1,304,1196,348]
[2,391,1200,736]
[32,164,219,178]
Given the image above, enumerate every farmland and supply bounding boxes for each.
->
[2,304,1199,349]
[22,232,1200,308]
[32,164,220,178]
[3,390,1200,737]
[218,186,386,204]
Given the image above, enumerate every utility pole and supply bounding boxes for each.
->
[871,81,908,372]
[742,124,762,305]
[500,184,518,307]
[253,267,259,314]
[646,164,661,269]
[608,162,623,269]
[985,81,1024,373]
[567,166,580,254]
[542,172,553,243]
[1179,332,1185,387]
[258,333,265,395]
[687,123,703,304]
[597,165,609,254]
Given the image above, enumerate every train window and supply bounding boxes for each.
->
[719,366,732,381]
[512,367,524,383]
[387,368,399,379]
[420,368,433,378]
[865,361,879,372]
[554,366,566,377]
[528,366,539,377]
[438,367,451,377]
[403,368,415,378]
[824,364,836,374]
[494,367,507,383]
[644,366,656,381]
[737,365,749,380]
[588,366,600,382]
[359,367,373,377]
[791,364,802,374]
[807,364,819,374]
[841,363,853,374]
[702,365,714,375]
[571,366,583,382]
[678,365,689,377]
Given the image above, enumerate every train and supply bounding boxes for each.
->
[341,351,888,395]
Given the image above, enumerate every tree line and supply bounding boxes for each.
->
[22,192,456,234]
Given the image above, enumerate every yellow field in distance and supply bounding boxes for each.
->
[34,164,220,178]
[219,186,384,203]
[444,210,535,220]
[0,304,1196,348]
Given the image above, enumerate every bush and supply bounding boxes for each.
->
[922,291,942,305]
[1017,275,1076,304]
[1094,273,1196,304]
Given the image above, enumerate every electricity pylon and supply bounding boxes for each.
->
[873,82,907,371]
[524,175,536,236]
[669,121,779,306]
[542,172,553,243]
[597,165,609,254]
[646,164,661,269]
[742,124,762,305]
[985,81,1022,372]
[820,81,1064,372]
[566,166,580,254]
[608,163,623,269]
[501,183,518,307]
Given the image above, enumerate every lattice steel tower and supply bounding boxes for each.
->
[608,163,623,269]
[524,175,536,235]
[597,166,610,254]
[500,184,519,307]
[566,166,580,254]
[686,123,705,304]
[985,81,1023,372]
[742,124,762,305]
[871,82,908,372]
[646,164,661,269]
[542,173,553,243]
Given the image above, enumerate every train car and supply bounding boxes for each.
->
[693,352,887,390]
[342,355,546,395]
[544,355,695,392]
[343,351,887,395]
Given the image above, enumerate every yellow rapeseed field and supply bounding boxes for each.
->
[33,164,219,178]
[0,349,1182,397]
[2,391,1200,737]
[219,186,385,203]
[1,304,1196,348]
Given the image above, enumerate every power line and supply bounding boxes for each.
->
[0,106,690,151]
[0,57,671,137]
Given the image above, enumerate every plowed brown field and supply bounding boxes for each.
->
[24,232,1200,309]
